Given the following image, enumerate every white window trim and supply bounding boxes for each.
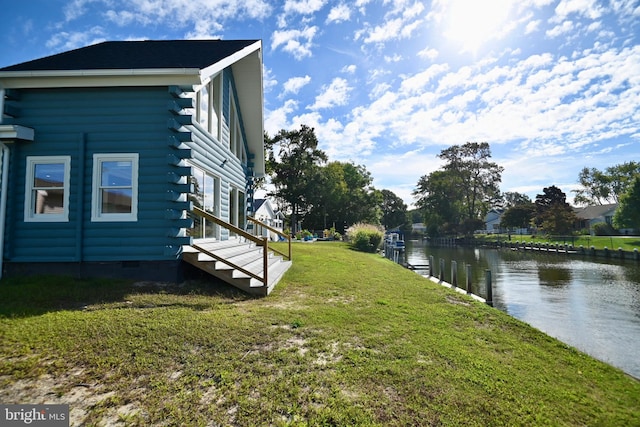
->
[91,153,139,222]
[213,73,222,141]
[193,73,222,141]
[24,156,71,222]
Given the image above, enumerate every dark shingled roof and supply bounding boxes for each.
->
[0,40,259,72]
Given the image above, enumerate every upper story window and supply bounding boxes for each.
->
[229,90,246,162]
[195,73,222,141]
[198,84,209,130]
[24,156,70,222]
[91,153,138,222]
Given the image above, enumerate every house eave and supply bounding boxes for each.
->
[0,125,35,142]
[0,68,202,89]
[228,42,265,176]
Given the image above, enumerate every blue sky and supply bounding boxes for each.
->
[1,0,639,208]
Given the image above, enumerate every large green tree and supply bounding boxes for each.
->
[613,175,640,230]
[501,191,532,208]
[414,142,503,236]
[534,185,578,235]
[303,161,382,233]
[499,192,534,232]
[265,125,327,234]
[414,169,463,236]
[380,189,408,231]
[573,161,640,205]
[500,203,536,231]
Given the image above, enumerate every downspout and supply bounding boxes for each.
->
[0,87,7,279]
[0,143,9,279]
[75,133,86,262]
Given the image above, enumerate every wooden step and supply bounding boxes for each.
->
[182,240,291,296]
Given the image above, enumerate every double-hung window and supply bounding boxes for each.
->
[24,156,70,222]
[194,73,222,141]
[91,153,138,222]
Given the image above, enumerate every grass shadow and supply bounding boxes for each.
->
[0,273,254,318]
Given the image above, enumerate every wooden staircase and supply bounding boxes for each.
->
[182,207,292,296]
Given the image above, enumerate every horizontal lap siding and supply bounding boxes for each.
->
[185,69,249,239]
[5,87,187,263]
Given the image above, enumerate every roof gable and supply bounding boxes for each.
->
[573,203,618,220]
[0,40,258,72]
[253,199,267,211]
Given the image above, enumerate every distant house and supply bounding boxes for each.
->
[252,198,285,240]
[411,222,427,234]
[484,208,504,233]
[573,203,618,235]
[0,40,290,294]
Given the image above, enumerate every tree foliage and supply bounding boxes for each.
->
[499,192,534,231]
[414,169,461,236]
[303,161,382,232]
[265,126,385,234]
[414,142,503,236]
[534,185,577,235]
[501,192,532,209]
[500,203,536,230]
[380,189,408,231]
[573,162,640,206]
[265,125,327,233]
[613,175,640,230]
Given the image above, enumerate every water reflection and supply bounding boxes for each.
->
[405,240,640,379]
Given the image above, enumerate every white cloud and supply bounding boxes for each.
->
[271,26,318,59]
[341,64,357,73]
[265,99,298,135]
[46,26,106,51]
[361,16,424,43]
[63,0,102,22]
[263,66,278,95]
[384,54,402,63]
[103,9,136,26]
[184,19,223,39]
[284,0,326,15]
[327,4,351,23]
[552,0,605,22]
[283,75,312,95]
[417,47,439,60]
[357,1,425,44]
[546,20,574,38]
[368,150,444,207]
[309,41,640,166]
[525,19,541,34]
[103,0,272,29]
[309,77,352,110]
[400,63,449,94]
[370,82,391,99]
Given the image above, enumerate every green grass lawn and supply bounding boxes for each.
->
[479,233,640,251]
[1,242,639,426]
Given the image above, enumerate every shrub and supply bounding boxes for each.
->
[346,223,384,253]
[593,223,619,236]
[295,229,313,240]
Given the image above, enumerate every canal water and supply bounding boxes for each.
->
[405,240,640,379]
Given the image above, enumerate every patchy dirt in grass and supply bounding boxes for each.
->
[0,371,143,426]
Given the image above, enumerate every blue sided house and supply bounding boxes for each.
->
[0,40,291,296]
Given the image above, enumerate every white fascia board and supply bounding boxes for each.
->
[0,125,35,141]
[263,201,275,218]
[199,40,262,83]
[0,68,202,89]
[229,46,265,176]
